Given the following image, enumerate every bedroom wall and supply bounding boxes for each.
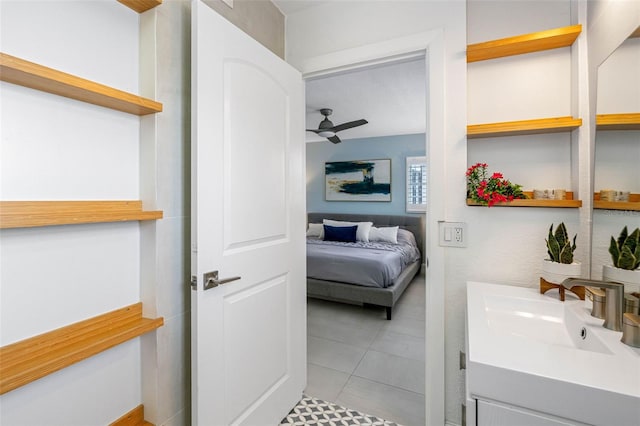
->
[306,134,426,216]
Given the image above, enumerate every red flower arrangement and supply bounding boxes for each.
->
[466,163,526,206]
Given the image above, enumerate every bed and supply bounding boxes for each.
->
[306,213,424,320]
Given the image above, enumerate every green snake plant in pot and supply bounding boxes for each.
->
[541,223,581,284]
[603,226,640,292]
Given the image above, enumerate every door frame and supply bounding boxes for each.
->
[299,30,446,426]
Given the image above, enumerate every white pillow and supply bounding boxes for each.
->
[369,226,399,244]
[322,219,373,242]
[306,223,324,238]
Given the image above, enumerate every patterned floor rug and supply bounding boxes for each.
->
[280,395,401,425]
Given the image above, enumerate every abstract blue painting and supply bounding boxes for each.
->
[325,159,391,202]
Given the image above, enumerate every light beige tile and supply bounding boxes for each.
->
[336,376,425,426]
[370,329,425,361]
[305,363,350,403]
[308,310,382,348]
[307,336,367,374]
[353,350,425,394]
[380,315,426,338]
[393,300,425,322]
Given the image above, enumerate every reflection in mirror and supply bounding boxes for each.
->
[592,30,640,292]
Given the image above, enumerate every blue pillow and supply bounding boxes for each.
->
[323,224,357,243]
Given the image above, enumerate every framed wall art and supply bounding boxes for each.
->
[325,159,391,202]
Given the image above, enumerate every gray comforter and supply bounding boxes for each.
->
[306,231,421,288]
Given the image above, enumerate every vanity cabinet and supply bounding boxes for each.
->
[465,282,639,426]
[475,400,586,426]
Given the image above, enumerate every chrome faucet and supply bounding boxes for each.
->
[561,278,625,332]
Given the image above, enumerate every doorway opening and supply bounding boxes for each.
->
[303,58,427,426]
[300,30,446,426]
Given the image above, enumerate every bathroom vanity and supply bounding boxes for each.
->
[465,281,640,426]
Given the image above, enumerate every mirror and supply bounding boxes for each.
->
[592,29,640,289]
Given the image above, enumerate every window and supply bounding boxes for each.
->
[406,156,427,212]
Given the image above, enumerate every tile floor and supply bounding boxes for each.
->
[305,273,426,426]
[281,395,400,425]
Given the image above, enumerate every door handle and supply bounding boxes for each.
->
[203,270,241,290]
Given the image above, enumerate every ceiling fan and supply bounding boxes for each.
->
[306,108,368,144]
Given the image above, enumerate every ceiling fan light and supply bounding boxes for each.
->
[318,131,335,138]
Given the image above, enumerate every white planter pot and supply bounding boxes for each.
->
[541,259,582,285]
[602,265,640,293]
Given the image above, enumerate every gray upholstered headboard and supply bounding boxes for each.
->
[307,212,425,258]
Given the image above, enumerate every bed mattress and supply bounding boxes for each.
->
[306,236,420,288]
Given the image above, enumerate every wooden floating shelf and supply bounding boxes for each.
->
[0,201,163,229]
[467,116,582,138]
[467,191,582,208]
[0,53,162,115]
[593,193,640,211]
[110,404,154,426]
[596,113,640,130]
[467,24,582,62]
[0,303,163,395]
[117,0,162,13]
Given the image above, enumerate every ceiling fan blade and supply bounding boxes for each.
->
[328,135,341,144]
[306,129,321,134]
[332,119,368,133]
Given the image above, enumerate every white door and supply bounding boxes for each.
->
[191,1,306,425]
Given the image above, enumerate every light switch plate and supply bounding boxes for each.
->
[438,221,467,247]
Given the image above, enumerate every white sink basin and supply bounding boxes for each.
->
[484,293,612,354]
[467,281,640,426]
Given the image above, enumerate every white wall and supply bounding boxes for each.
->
[285,1,593,424]
[462,2,582,418]
[0,1,145,424]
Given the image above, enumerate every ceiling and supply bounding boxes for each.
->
[271,1,427,144]
[304,58,427,143]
